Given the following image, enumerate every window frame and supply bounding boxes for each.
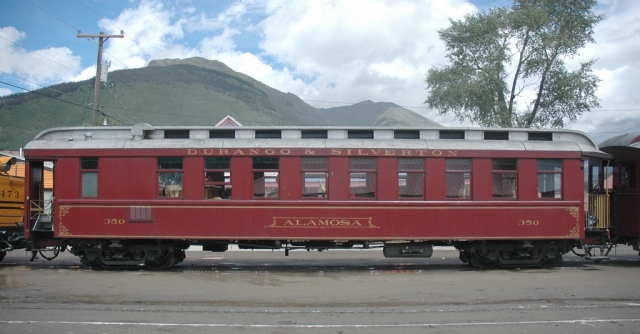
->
[301,157,328,199]
[398,158,425,200]
[492,159,517,200]
[620,162,636,191]
[349,157,377,200]
[80,157,98,198]
[446,158,472,200]
[204,157,232,200]
[537,159,562,200]
[157,157,184,199]
[253,157,279,199]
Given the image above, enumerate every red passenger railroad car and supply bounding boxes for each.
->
[22,124,610,268]
[582,131,640,257]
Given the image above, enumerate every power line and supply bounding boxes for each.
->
[27,0,132,71]
[0,70,64,94]
[103,83,139,123]
[77,32,124,125]
[30,0,132,70]
[3,78,637,132]
[76,0,153,60]
[25,0,82,32]
[99,105,282,125]
[17,0,132,97]
[305,99,640,113]
[80,35,130,69]
[590,108,640,112]
[590,122,640,135]
[0,80,90,109]
[0,35,83,76]
[1,79,281,126]
[0,80,131,126]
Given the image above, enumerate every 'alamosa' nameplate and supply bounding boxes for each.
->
[267,217,379,229]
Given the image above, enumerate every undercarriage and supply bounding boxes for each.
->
[38,239,579,269]
[0,226,25,262]
[68,240,189,269]
[455,240,573,268]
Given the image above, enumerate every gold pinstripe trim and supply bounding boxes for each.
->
[58,206,72,236]
[57,205,582,239]
[60,235,577,240]
[60,204,579,210]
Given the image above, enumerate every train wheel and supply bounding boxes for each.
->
[80,256,90,267]
[0,251,5,262]
[468,252,497,269]
[467,253,479,268]
[165,252,177,269]
[80,257,103,269]
[458,250,470,264]
[541,255,562,268]
[174,249,186,264]
[146,251,176,270]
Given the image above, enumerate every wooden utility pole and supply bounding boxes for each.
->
[77,31,124,126]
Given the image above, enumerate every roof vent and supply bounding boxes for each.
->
[301,130,328,139]
[255,130,281,139]
[348,130,374,139]
[439,130,465,139]
[484,131,509,140]
[132,123,155,140]
[394,130,420,139]
[528,132,553,141]
[84,133,93,140]
[164,130,190,139]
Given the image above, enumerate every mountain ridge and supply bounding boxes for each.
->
[0,57,440,150]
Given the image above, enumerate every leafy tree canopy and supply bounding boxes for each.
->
[425,0,603,128]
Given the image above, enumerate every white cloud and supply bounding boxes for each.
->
[98,0,254,71]
[183,1,249,32]
[98,0,186,70]
[256,0,476,124]
[0,26,81,89]
[67,66,97,83]
[199,28,240,53]
[0,88,12,97]
[565,0,640,139]
[251,0,640,134]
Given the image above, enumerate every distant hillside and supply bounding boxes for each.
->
[0,57,439,150]
[321,100,441,127]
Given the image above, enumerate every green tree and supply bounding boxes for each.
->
[425,0,603,128]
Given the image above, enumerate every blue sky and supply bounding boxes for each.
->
[1,0,638,141]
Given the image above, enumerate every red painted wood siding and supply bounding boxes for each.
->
[425,158,445,201]
[55,201,582,241]
[101,157,156,199]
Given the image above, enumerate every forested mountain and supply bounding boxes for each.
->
[0,57,440,150]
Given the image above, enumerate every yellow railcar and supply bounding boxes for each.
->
[0,157,25,261]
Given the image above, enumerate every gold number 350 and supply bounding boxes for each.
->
[518,220,540,226]
[104,219,125,224]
